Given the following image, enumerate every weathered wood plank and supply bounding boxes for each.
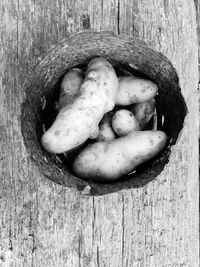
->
[194,0,200,69]
[0,0,198,267]
[118,1,199,266]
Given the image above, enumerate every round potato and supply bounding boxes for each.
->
[112,109,140,137]
[116,76,158,105]
[73,130,167,180]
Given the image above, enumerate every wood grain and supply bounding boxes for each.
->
[195,0,200,70]
[194,0,200,141]
[0,0,199,267]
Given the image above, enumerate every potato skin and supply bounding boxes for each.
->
[131,98,156,129]
[41,58,118,154]
[96,112,116,142]
[116,77,158,105]
[73,130,167,180]
[56,68,84,111]
[112,109,140,137]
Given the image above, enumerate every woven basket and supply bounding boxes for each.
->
[21,31,187,196]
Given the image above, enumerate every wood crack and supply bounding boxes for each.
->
[101,0,104,28]
[92,197,95,249]
[117,0,120,34]
[78,236,81,267]
[96,244,100,267]
[121,194,125,266]
[8,221,13,251]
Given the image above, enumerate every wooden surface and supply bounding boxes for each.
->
[195,0,200,72]
[0,0,199,266]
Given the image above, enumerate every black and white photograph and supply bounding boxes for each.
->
[0,1,199,266]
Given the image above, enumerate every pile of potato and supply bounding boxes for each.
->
[41,58,167,181]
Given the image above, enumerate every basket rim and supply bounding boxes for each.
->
[21,30,187,196]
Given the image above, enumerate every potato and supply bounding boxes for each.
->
[118,75,136,81]
[115,76,158,105]
[41,58,118,154]
[96,112,116,141]
[131,98,156,129]
[56,68,84,111]
[73,130,167,180]
[112,109,140,137]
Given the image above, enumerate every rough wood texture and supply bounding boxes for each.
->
[195,0,200,69]
[0,1,199,267]
[194,0,200,139]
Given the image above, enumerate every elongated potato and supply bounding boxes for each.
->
[131,98,156,129]
[116,76,158,105]
[112,109,140,136]
[56,68,84,111]
[41,58,118,154]
[73,130,167,180]
[96,112,116,141]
